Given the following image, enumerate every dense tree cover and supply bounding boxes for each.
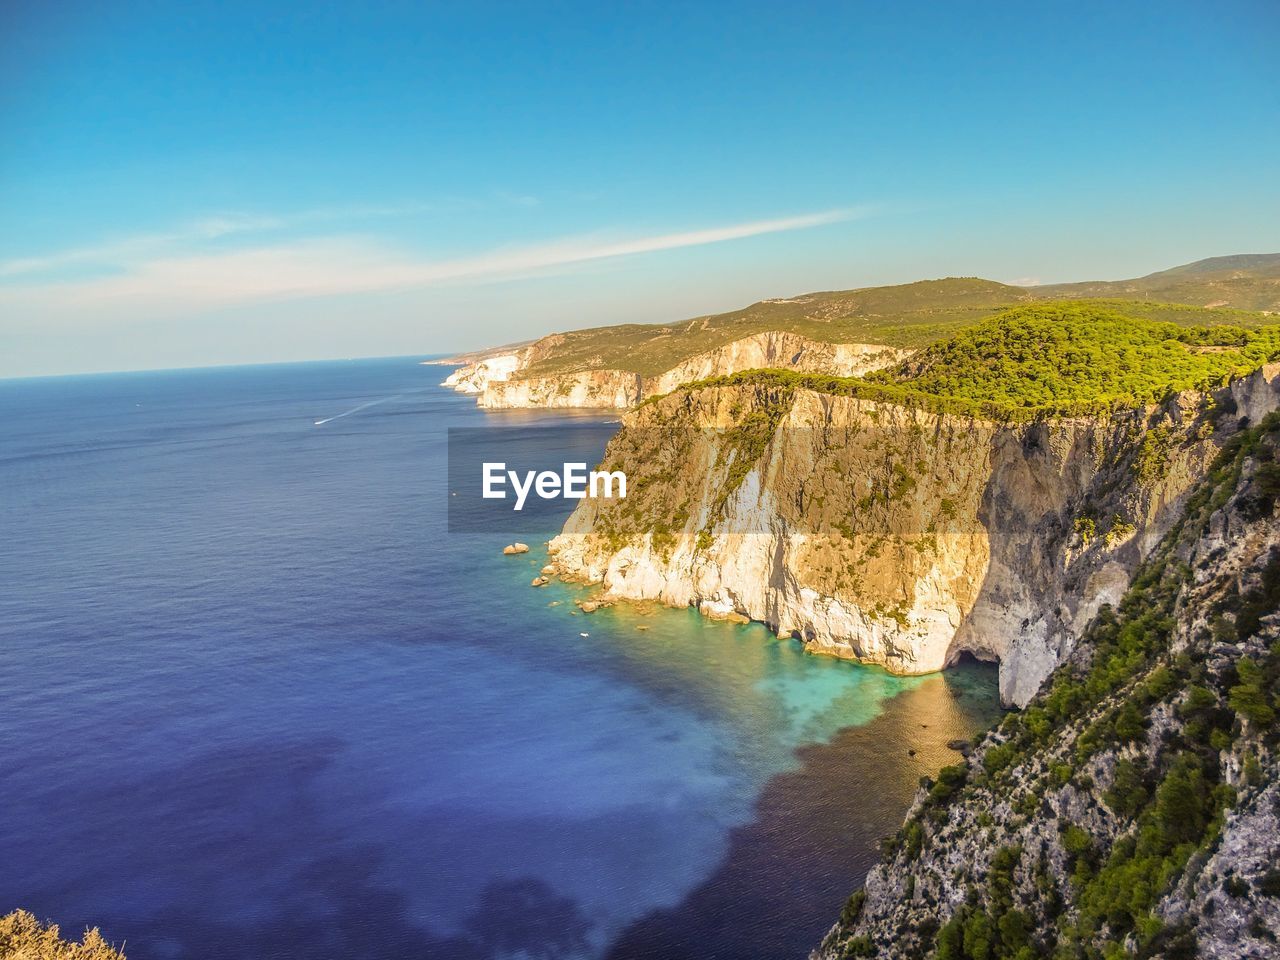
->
[678,305,1280,421]
[866,304,1280,411]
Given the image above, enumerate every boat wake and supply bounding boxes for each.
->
[313,396,394,426]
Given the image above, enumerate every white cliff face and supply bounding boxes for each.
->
[553,390,995,676]
[440,352,525,395]
[441,330,909,409]
[645,332,907,396]
[548,365,1280,706]
[479,369,644,409]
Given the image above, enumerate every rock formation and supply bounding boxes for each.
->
[442,330,909,409]
[813,408,1280,959]
[548,365,1280,707]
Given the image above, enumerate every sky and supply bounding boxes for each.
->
[1,0,1278,378]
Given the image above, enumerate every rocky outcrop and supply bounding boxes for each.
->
[441,352,524,395]
[547,365,1280,707]
[813,409,1280,959]
[645,334,907,398]
[441,330,909,409]
[480,367,644,409]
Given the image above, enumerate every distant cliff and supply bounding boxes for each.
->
[439,258,1280,412]
[442,329,908,409]
[813,408,1280,960]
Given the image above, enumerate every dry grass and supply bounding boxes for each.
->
[0,910,125,959]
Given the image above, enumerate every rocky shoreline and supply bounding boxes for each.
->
[544,364,1280,707]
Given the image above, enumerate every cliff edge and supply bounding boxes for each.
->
[814,409,1280,959]
[547,307,1280,706]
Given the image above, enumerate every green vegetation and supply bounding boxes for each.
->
[978,416,1280,953]
[672,304,1280,421]
[518,277,1025,378]
[827,412,1280,960]
[0,910,125,959]
[935,847,1037,960]
[866,304,1280,412]
[1035,253,1280,313]
[512,255,1279,380]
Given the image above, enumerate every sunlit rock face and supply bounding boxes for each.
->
[549,365,1280,706]
[441,331,909,409]
[812,405,1280,960]
[441,353,524,395]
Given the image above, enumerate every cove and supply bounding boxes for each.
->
[0,357,998,958]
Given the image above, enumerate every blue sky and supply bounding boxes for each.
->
[2,0,1277,377]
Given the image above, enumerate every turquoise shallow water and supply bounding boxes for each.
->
[0,357,998,959]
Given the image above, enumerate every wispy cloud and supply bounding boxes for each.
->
[1,207,863,320]
[0,201,451,279]
[0,213,283,279]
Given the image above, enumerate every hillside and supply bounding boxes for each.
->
[1038,254,1280,312]
[868,304,1280,413]
[441,255,1279,410]
[546,298,1280,706]
[512,281,1275,383]
[815,411,1280,960]
[514,278,1023,380]
[677,305,1280,421]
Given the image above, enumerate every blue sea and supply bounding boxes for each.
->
[0,357,998,959]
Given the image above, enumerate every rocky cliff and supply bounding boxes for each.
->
[547,364,1280,708]
[813,408,1280,960]
[442,330,909,409]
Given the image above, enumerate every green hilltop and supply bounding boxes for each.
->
[520,277,1022,378]
[512,255,1279,380]
[868,304,1280,411]
[674,303,1280,421]
[1036,253,1280,311]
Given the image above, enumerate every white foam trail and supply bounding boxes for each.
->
[313,396,394,426]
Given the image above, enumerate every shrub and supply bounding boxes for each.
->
[929,764,969,804]
[1228,657,1276,727]
[0,911,125,959]
[839,889,867,926]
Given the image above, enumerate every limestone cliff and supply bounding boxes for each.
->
[547,364,1280,708]
[441,330,909,409]
[440,351,524,395]
[813,409,1280,960]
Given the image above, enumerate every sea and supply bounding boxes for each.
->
[0,356,999,959]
